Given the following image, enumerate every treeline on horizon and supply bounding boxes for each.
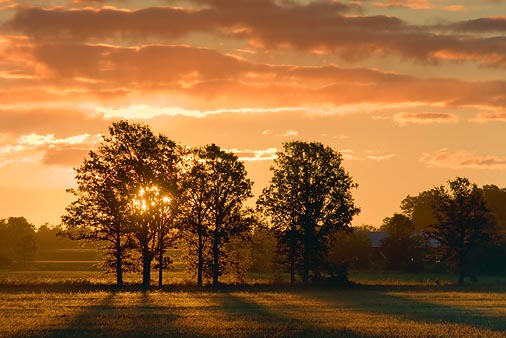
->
[1,120,505,288]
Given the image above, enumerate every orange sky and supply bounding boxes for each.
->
[1,0,506,227]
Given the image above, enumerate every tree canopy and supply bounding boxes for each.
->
[258,141,359,284]
[427,177,492,284]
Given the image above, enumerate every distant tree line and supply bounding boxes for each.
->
[0,218,78,267]
[376,178,506,284]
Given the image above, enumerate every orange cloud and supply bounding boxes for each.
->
[373,0,434,10]
[441,5,467,12]
[470,111,506,123]
[393,112,458,126]
[446,17,506,32]
[0,132,101,168]
[422,149,506,169]
[5,4,506,67]
[227,148,278,162]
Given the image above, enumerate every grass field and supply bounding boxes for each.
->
[1,265,505,338]
[0,284,505,338]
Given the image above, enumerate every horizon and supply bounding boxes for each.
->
[1,0,506,227]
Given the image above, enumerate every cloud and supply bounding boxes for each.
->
[227,147,278,162]
[441,5,467,12]
[0,133,101,168]
[445,17,506,32]
[277,130,298,137]
[470,111,506,123]
[393,112,458,126]
[5,3,506,67]
[366,154,397,161]
[93,104,299,119]
[0,108,109,136]
[340,149,396,161]
[4,39,506,110]
[372,0,434,10]
[421,149,506,169]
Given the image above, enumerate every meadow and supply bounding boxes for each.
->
[0,268,505,338]
[1,249,505,338]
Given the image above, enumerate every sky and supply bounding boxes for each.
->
[1,0,506,228]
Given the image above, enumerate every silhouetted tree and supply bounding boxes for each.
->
[477,185,506,275]
[0,217,37,267]
[178,147,213,286]
[62,121,181,289]
[198,144,253,286]
[326,225,373,271]
[258,141,359,285]
[427,177,492,284]
[400,191,436,231]
[62,148,133,286]
[106,121,181,289]
[380,214,426,271]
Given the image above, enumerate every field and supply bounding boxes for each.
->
[0,271,505,338]
[1,249,505,338]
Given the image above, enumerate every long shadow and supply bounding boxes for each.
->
[27,290,182,338]
[219,291,381,338]
[312,286,506,333]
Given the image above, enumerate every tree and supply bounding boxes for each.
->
[427,177,492,284]
[400,191,436,231]
[380,214,427,271]
[258,141,359,285]
[178,147,214,286]
[62,121,181,289]
[0,217,37,267]
[105,121,181,289]
[326,225,373,272]
[62,149,133,286]
[179,145,253,286]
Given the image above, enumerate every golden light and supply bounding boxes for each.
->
[131,185,171,215]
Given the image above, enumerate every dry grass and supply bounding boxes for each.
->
[0,285,504,337]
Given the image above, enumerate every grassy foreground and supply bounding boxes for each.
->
[0,284,505,338]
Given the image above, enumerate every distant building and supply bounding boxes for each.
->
[366,231,388,248]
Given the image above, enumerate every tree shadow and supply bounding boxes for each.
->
[32,290,181,338]
[313,286,506,333]
[219,291,381,338]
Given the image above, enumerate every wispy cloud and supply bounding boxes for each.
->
[470,111,506,123]
[0,133,101,168]
[341,149,396,162]
[227,148,278,162]
[373,0,434,10]
[93,105,301,120]
[277,130,299,137]
[441,5,467,12]
[422,149,506,169]
[393,112,458,126]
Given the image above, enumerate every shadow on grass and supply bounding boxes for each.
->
[33,291,181,338]
[314,286,506,333]
[219,291,380,338]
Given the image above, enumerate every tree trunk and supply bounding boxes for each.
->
[115,243,123,286]
[290,254,295,285]
[302,238,309,285]
[158,227,163,289]
[197,231,203,287]
[115,227,123,286]
[142,247,152,290]
[458,220,466,285]
[289,235,295,285]
[212,235,220,287]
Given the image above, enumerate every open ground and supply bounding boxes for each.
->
[0,270,505,338]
